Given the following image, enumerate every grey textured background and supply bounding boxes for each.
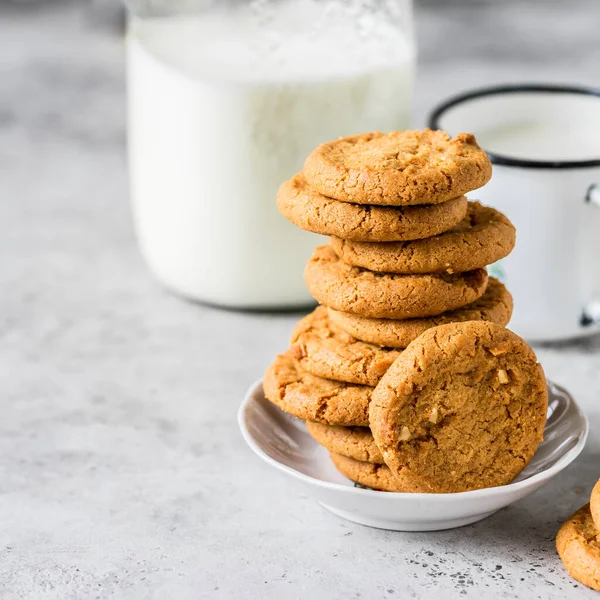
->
[2,1,600,598]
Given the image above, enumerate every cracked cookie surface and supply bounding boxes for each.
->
[303,129,492,206]
[328,278,512,348]
[556,503,600,591]
[369,321,548,493]
[263,349,372,426]
[306,421,383,464]
[329,452,426,492]
[305,245,488,319]
[277,173,468,242]
[290,306,401,386]
[330,201,515,274]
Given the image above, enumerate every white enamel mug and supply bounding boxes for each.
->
[430,85,600,342]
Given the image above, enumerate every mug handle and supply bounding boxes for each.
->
[585,183,600,208]
[581,184,600,326]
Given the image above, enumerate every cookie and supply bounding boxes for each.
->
[306,421,383,464]
[591,479,600,529]
[303,129,492,206]
[277,173,468,242]
[263,349,371,426]
[330,202,516,274]
[290,306,401,386]
[305,245,488,319]
[369,321,548,493]
[556,503,600,591]
[330,452,425,492]
[328,278,512,348]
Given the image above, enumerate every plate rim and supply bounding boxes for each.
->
[239,378,589,501]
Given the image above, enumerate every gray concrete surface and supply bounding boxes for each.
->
[2,2,600,598]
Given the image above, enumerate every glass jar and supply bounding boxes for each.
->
[126,0,415,309]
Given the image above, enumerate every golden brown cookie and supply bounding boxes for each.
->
[277,173,468,242]
[369,321,548,493]
[330,202,516,274]
[556,504,600,591]
[304,245,488,319]
[330,452,425,492]
[306,421,383,464]
[263,349,371,426]
[290,306,401,386]
[328,278,512,348]
[303,129,492,206]
[591,479,600,530]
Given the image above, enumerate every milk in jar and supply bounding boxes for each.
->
[127,0,415,308]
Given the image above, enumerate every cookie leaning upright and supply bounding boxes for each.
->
[369,321,548,493]
[303,129,492,206]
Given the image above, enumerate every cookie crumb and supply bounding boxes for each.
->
[490,346,507,356]
[429,407,439,424]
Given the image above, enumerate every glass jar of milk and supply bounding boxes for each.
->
[127,0,415,309]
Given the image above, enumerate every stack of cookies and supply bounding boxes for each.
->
[265,129,548,493]
[556,478,600,591]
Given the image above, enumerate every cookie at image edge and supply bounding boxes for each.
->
[263,349,372,426]
[277,173,468,242]
[306,421,383,464]
[290,306,401,386]
[328,278,512,348]
[369,321,548,493]
[303,129,492,206]
[330,201,515,274]
[556,503,600,591]
[304,245,488,319]
[591,479,600,530]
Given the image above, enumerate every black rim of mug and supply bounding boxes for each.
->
[428,84,600,169]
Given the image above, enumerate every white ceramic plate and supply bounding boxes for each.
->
[239,379,588,531]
